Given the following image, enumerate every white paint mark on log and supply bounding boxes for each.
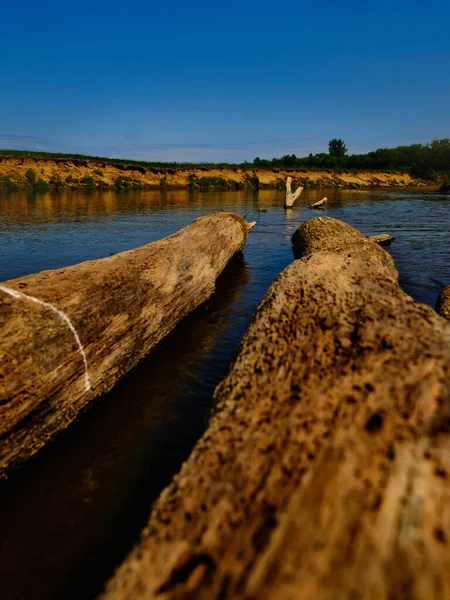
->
[0,284,91,392]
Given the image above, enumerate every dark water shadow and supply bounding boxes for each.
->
[0,253,250,600]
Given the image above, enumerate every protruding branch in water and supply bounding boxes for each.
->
[367,233,393,247]
[310,196,327,208]
[284,176,303,208]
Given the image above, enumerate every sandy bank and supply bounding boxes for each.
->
[0,156,433,191]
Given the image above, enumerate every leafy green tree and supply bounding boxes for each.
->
[328,139,347,162]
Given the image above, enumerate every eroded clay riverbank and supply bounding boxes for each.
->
[0,155,433,191]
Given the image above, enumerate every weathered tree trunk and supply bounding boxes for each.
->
[284,176,303,208]
[102,216,450,600]
[436,285,450,320]
[0,213,250,478]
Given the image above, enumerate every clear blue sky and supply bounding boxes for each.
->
[1,0,449,162]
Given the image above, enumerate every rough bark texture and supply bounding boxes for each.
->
[0,213,249,478]
[102,216,450,600]
[367,233,394,247]
[436,285,450,320]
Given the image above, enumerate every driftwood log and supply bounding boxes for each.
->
[0,213,250,477]
[310,196,327,208]
[103,216,450,600]
[436,285,450,320]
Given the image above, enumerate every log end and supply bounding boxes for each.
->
[292,216,398,281]
[292,216,365,256]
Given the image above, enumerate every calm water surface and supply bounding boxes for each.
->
[0,188,449,599]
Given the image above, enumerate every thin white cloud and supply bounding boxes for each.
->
[0,133,66,152]
[0,133,329,162]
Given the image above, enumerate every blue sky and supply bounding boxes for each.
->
[1,0,449,162]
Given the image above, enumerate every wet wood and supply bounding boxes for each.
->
[0,213,250,478]
[103,216,450,600]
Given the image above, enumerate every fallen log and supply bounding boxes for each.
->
[436,285,450,320]
[367,233,394,247]
[102,216,450,600]
[0,213,250,478]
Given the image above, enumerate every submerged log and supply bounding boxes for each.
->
[0,213,250,478]
[367,233,394,246]
[436,285,450,320]
[103,216,450,600]
[310,196,327,208]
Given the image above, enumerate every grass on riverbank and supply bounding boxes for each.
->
[0,145,445,192]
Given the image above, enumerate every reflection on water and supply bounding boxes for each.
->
[0,187,449,599]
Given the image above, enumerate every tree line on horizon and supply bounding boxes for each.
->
[0,139,449,178]
[254,138,450,178]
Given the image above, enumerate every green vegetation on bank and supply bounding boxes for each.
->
[253,139,450,178]
[189,172,259,190]
[25,168,50,190]
[0,138,449,178]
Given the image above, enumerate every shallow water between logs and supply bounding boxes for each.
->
[0,187,449,600]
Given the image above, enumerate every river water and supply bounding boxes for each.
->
[0,187,449,600]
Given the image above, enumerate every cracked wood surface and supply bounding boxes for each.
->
[0,213,249,478]
[102,216,450,600]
